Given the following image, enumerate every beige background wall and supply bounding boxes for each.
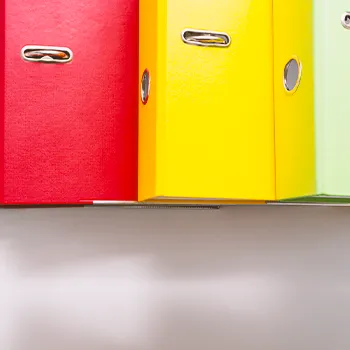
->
[1,206,349,349]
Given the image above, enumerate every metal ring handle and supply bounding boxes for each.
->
[283,56,302,95]
[21,45,73,63]
[182,29,231,48]
[341,12,350,29]
[141,69,150,104]
[25,50,69,59]
[185,35,228,45]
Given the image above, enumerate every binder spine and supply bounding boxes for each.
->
[0,1,4,203]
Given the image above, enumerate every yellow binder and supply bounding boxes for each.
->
[139,0,314,204]
[139,0,274,204]
[274,0,315,200]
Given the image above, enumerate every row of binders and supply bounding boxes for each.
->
[0,0,349,205]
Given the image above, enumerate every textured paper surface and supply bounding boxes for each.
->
[2,0,138,204]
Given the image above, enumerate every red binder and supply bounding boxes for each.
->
[1,0,138,204]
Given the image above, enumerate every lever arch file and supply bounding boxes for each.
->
[139,0,314,204]
[139,0,275,204]
[283,0,350,204]
[1,0,138,204]
[274,0,315,200]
